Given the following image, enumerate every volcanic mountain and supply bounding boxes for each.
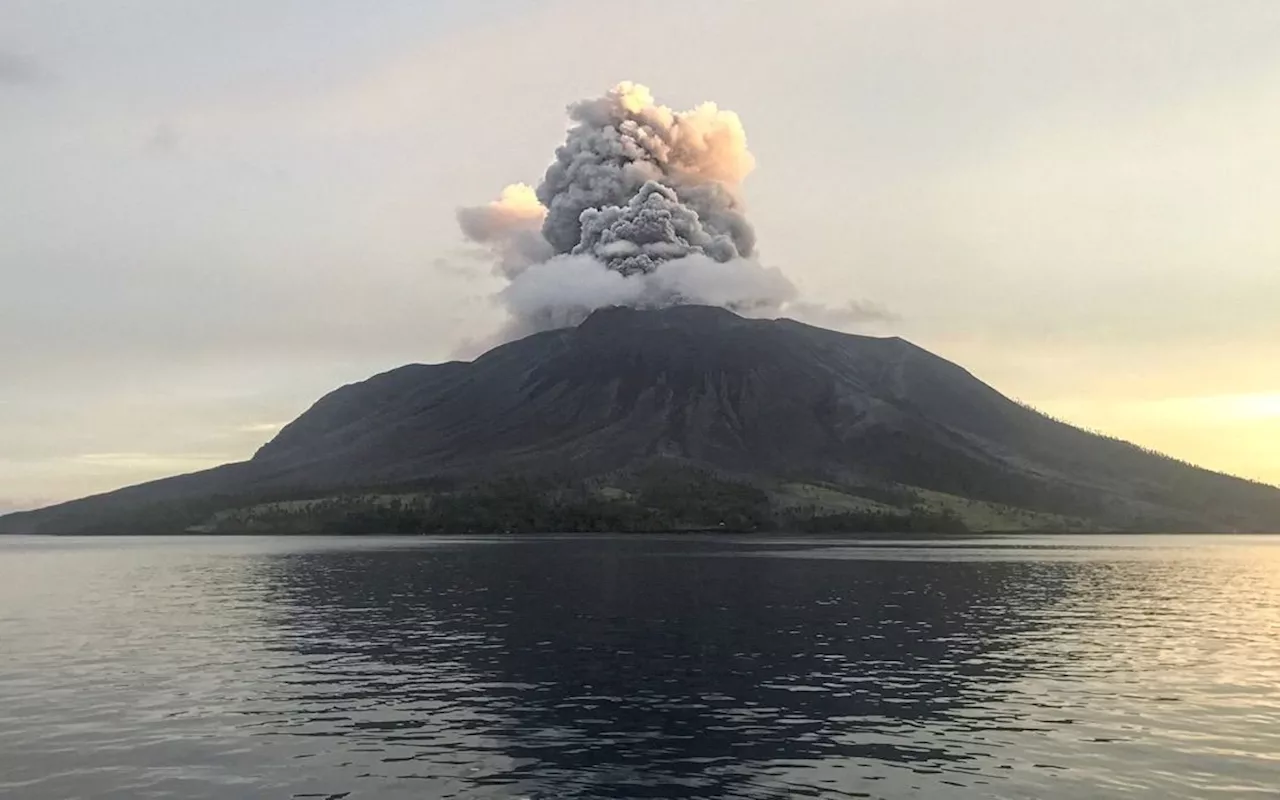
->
[4,306,1278,534]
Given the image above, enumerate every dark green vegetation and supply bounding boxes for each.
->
[3,306,1279,535]
[25,466,962,535]
[242,469,777,535]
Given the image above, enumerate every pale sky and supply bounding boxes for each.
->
[2,0,1278,512]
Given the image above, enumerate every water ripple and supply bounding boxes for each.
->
[1,534,1278,798]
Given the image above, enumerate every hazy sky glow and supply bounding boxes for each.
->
[2,0,1278,511]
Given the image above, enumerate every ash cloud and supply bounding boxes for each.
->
[537,82,755,263]
[455,82,887,342]
[455,184,554,278]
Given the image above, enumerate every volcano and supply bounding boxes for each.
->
[4,306,1278,534]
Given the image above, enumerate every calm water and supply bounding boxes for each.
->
[1,535,1278,799]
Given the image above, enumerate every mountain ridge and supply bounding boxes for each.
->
[3,305,1278,534]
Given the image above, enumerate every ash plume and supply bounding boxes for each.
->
[456,82,884,341]
[455,184,554,278]
[537,82,755,264]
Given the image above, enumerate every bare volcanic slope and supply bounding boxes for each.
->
[4,306,1279,534]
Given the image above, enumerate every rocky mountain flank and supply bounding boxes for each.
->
[4,306,1278,534]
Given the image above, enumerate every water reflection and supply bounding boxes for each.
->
[4,535,1277,799]
[252,538,1086,798]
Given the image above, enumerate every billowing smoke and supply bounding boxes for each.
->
[456,82,878,342]
[455,184,553,278]
[537,82,756,265]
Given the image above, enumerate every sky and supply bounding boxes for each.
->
[2,0,1278,512]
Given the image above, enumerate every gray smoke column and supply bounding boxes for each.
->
[574,181,741,276]
[456,82,820,341]
[538,81,756,266]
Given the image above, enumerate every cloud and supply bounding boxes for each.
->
[786,300,900,330]
[0,497,56,515]
[455,82,889,344]
[1119,394,1280,424]
[236,422,286,434]
[144,123,182,155]
[0,51,49,86]
[455,183,553,277]
[69,452,231,470]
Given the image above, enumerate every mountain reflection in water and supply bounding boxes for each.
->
[1,535,1277,799]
